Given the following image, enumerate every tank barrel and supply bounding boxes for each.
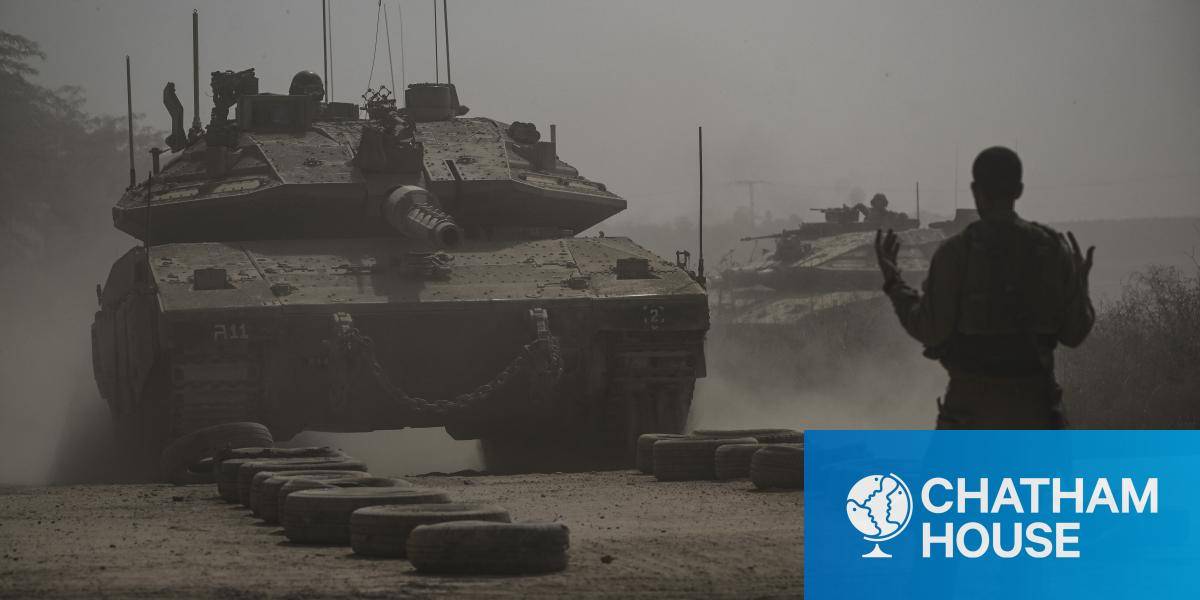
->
[740,228,801,242]
[382,186,462,248]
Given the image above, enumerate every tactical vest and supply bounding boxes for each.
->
[936,217,1069,376]
[957,218,1067,335]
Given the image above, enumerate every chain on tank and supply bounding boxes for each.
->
[323,310,563,417]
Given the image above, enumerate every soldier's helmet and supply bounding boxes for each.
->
[289,70,325,101]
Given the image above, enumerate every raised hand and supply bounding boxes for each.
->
[875,229,902,287]
[1065,231,1095,288]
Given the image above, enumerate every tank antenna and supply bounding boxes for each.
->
[125,55,135,188]
[915,181,921,227]
[439,0,444,83]
[953,143,959,210]
[321,0,329,101]
[697,126,705,284]
[383,0,396,92]
[443,0,451,85]
[327,1,335,99]
[397,1,406,90]
[189,10,202,139]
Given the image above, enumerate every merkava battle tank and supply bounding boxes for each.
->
[91,66,707,478]
[709,195,968,376]
[713,194,946,317]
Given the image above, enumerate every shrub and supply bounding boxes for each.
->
[1060,265,1200,427]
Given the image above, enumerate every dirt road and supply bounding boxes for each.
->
[0,471,803,599]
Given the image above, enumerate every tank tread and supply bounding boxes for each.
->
[611,330,705,382]
[168,354,265,438]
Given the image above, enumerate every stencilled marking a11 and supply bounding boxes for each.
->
[212,322,249,341]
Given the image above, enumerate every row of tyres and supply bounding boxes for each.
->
[166,422,569,575]
[635,428,805,489]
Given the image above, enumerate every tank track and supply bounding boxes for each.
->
[167,352,265,438]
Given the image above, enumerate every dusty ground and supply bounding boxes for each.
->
[0,471,803,599]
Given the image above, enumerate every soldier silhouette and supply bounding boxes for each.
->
[875,146,1095,429]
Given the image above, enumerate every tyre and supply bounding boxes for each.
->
[692,428,804,444]
[652,437,758,481]
[214,446,345,503]
[277,476,408,523]
[407,521,570,575]
[350,503,511,558]
[282,487,451,545]
[250,469,371,519]
[750,443,804,490]
[237,457,367,507]
[257,471,372,524]
[159,422,274,485]
[714,443,768,480]
[635,434,687,474]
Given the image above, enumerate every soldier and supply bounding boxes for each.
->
[874,146,1095,428]
[289,70,326,102]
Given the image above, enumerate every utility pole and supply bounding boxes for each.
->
[732,179,770,223]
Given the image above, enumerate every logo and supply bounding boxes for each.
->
[846,473,912,558]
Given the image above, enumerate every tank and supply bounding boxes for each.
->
[713,225,946,325]
[929,208,981,235]
[708,196,969,383]
[718,194,933,294]
[92,68,707,478]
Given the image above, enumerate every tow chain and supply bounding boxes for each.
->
[323,309,563,418]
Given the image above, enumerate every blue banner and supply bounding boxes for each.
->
[805,430,1200,599]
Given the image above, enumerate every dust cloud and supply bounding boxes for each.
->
[690,301,947,434]
[0,232,130,485]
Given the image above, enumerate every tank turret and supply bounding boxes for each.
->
[929,208,980,235]
[113,76,625,245]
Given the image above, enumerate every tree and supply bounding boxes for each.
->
[0,31,159,263]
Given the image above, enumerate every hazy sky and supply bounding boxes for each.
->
[3,0,1198,224]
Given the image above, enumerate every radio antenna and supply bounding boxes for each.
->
[125,55,135,188]
[697,126,705,285]
[953,143,959,210]
[916,181,921,227]
[439,0,444,83]
[189,10,202,138]
[443,0,451,84]
[327,0,335,99]
[383,1,396,92]
[397,1,406,90]
[321,0,329,101]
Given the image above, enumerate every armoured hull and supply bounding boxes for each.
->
[94,235,706,474]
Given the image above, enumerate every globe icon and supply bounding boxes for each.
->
[845,473,912,558]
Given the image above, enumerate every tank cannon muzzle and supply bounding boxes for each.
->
[382,186,462,248]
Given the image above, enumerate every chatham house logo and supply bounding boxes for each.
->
[846,473,912,558]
